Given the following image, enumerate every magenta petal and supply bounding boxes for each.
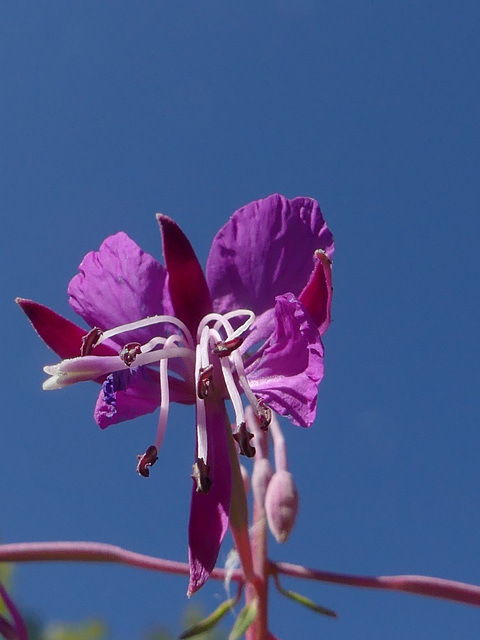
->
[16,298,117,359]
[68,232,174,347]
[157,215,213,337]
[206,194,334,316]
[94,369,194,429]
[187,399,231,595]
[245,293,324,428]
[298,250,333,335]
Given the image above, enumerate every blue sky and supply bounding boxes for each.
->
[1,1,480,638]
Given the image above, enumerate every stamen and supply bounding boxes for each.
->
[194,344,208,464]
[233,422,256,458]
[98,315,195,350]
[197,364,214,399]
[80,327,103,356]
[197,309,255,344]
[191,457,212,493]
[209,328,246,428]
[119,342,142,366]
[153,335,180,452]
[212,336,244,357]
[136,445,158,477]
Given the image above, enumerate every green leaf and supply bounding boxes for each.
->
[273,574,337,618]
[228,598,258,640]
[178,599,235,639]
[280,588,337,618]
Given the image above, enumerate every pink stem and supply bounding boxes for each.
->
[0,541,242,582]
[273,561,480,607]
[2,542,480,608]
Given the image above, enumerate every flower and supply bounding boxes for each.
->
[17,194,334,594]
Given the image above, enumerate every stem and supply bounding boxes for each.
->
[0,541,242,581]
[1,542,480,608]
[273,562,480,607]
[246,424,270,640]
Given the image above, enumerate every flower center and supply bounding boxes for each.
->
[43,308,271,485]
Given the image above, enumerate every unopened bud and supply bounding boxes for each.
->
[265,470,298,543]
[240,464,251,495]
[251,458,274,507]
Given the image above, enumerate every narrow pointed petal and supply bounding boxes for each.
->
[68,232,174,347]
[187,399,231,595]
[16,298,116,359]
[298,250,333,335]
[207,194,334,316]
[245,294,324,428]
[157,214,213,337]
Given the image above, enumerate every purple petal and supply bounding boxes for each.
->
[206,194,334,316]
[157,215,213,337]
[187,398,231,595]
[245,293,324,428]
[298,250,333,335]
[68,232,174,347]
[94,368,194,429]
[16,298,117,359]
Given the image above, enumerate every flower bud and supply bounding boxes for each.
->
[240,464,251,495]
[265,470,299,543]
[251,458,274,507]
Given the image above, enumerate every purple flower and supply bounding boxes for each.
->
[17,194,333,594]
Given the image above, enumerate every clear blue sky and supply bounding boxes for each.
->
[1,1,479,638]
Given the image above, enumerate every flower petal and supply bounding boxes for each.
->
[206,194,334,316]
[94,368,194,429]
[16,298,117,359]
[298,250,333,335]
[68,232,174,347]
[187,399,231,595]
[245,293,324,428]
[157,214,213,337]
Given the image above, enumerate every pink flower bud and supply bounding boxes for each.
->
[265,470,299,543]
[252,458,274,507]
[240,464,251,495]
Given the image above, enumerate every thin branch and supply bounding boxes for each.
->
[273,561,480,607]
[2,542,480,608]
[0,541,243,582]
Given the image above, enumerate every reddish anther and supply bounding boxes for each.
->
[119,342,142,366]
[212,336,244,357]
[80,327,103,356]
[197,364,214,399]
[191,457,212,493]
[257,399,272,431]
[136,445,159,477]
[233,422,256,458]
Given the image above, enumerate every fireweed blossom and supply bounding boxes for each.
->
[17,194,334,594]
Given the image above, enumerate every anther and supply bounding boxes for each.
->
[257,399,272,431]
[136,445,158,477]
[233,422,256,458]
[191,457,212,493]
[197,364,214,399]
[80,327,103,356]
[119,342,142,366]
[212,336,244,357]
